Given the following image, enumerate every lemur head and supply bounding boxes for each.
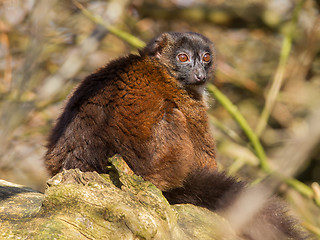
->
[140,32,215,93]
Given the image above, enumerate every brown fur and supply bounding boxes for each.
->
[45,52,216,191]
[45,32,307,239]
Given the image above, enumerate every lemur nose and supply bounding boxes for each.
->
[195,72,205,82]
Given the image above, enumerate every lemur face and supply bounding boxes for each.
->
[168,33,214,86]
[141,32,215,87]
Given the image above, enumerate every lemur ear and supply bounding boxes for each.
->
[139,33,171,59]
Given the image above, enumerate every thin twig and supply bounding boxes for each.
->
[207,83,271,173]
[282,172,320,208]
[208,115,245,144]
[255,0,306,136]
[73,0,145,49]
[302,222,320,238]
[207,84,320,207]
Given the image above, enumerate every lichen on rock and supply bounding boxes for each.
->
[0,155,239,239]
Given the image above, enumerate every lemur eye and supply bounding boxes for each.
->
[202,53,211,63]
[177,53,189,63]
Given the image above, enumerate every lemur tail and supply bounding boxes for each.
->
[163,168,308,240]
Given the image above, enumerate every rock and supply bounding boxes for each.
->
[0,155,239,239]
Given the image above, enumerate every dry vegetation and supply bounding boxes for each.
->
[0,0,319,237]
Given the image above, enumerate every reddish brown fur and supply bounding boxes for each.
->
[45,54,216,191]
[45,32,307,239]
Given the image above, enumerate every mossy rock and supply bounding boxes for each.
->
[0,155,239,240]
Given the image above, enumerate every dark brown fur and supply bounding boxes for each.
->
[45,42,216,190]
[45,32,307,239]
[163,169,307,239]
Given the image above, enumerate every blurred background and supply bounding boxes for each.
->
[0,0,319,237]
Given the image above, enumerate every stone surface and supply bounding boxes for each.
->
[0,155,239,239]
